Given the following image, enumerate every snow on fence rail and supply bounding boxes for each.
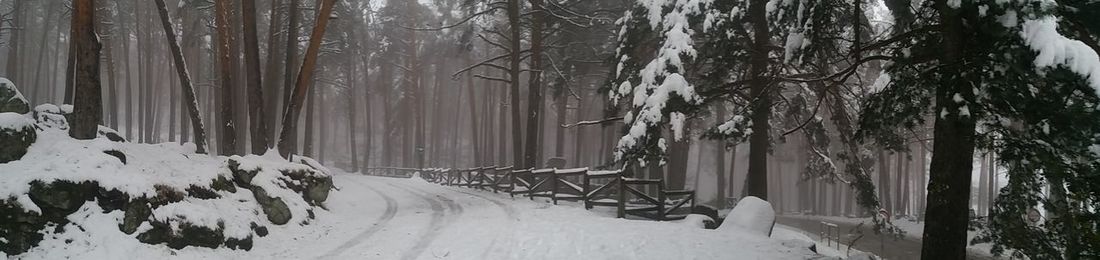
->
[363,165,697,221]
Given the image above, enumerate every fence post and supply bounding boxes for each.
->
[583,171,592,209]
[657,181,666,221]
[617,176,626,218]
[551,169,560,205]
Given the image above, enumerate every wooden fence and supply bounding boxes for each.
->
[363,166,697,221]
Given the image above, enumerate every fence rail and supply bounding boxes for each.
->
[363,165,697,221]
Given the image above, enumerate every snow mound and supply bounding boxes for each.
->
[674,214,715,229]
[0,121,333,256]
[718,196,776,236]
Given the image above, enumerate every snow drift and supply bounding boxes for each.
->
[0,85,333,256]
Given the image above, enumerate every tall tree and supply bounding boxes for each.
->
[154,0,209,154]
[277,0,337,158]
[242,0,269,154]
[69,0,102,140]
[214,0,238,155]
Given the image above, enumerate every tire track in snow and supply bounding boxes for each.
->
[441,187,519,258]
[445,187,519,219]
[319,177,399,258]
[386,182,457,260]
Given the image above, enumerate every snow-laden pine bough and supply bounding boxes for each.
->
[363,164,701,222]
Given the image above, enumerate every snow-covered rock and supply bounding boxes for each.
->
[718,196,776,236]
[0,112,35,163]
[0,78,29,115]
[0,123,333,255]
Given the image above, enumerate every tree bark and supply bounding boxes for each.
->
[214,0,238,155]
[69,0,102,140]
[920,3,978,257]
[241,0,269,154]
[506,0,524,168]
[276,0,336,158]
[281,0,301,153]
[154,0,209,154]
[745,0,772,200]
[263,0,285,146]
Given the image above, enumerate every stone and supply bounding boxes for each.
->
[94,188,129,212]
[169,224,224,249]
[27,181,89,220]
[0,112,36,163]
[0,199,48,255]
[228,159,258,188]
[103,150,126,164]
[97,126,126,142]
[0,78,30,114]
[225,236,253,250]
[33,104,68,130]
[120,199,151,235]
[210,175,237,193]
[252,187,291,225]
[186,185,220,200]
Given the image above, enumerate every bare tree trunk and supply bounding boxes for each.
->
[242,0,269,154]
[263,0,285,145]
[745,0,772,200]
[280,0,301,153]
[30,2,59,104]
[506,0,524,168]
[155,0,209,153]
[214,0,238,155]
[466,56,481,166]
[4,0,24,81]
[70,0,102,140]
[304,84,316,157]
[716,103,727,207]
[276,0,335,158]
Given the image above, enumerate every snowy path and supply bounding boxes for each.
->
[61,173,823,259]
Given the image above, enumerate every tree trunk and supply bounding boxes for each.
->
[241,0,269,154]
[155,0,209,154]
[263,0,285,146]
[280,0,301,153]
[745,0,772,200]
[522,0,546,168]
[716,103,727,207]
[920,4,979,257]
[506,0,524,168]
[214,0,238,155]
[276,0,335,158]
[70,0,102,140]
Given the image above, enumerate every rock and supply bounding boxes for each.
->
[186,185,220,200]
[120,199,151,235]
[252,187,291,225]
[136,222,171,245]
[227,158,258,188]
[27,181,90,220]
[94,188,129,212]
[717,196,776,236]
[251,223,269,237]
[0,112,36,163]
[225,236,253,250]
[97,126,126,142]
[32,104,68,130]
[210,175,237,193]
[103,150,126,164]
[305,175,333,204]
[0,78,30,114]
[149,185,185,207]
[168,224,224,249]
[0,199,48,255]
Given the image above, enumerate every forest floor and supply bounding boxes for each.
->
[776,215,1000,260]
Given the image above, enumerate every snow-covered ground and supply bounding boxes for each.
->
[15,171,852,259]
[780,214,1000,259]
